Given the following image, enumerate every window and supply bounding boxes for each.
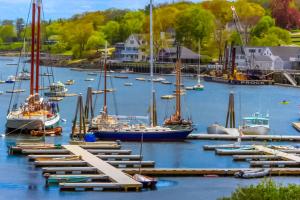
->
[130,40,134,44]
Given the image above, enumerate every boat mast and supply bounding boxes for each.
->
[175,43,181,120]
[35,0,41,94]
[103,41,108,117]
[30,0,36,95]
[198,40,201,84]
[150,0,156,127]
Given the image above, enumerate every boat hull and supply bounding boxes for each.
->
[6,113,60,134]
[241,126,270,135]
[207,124,227,135]
[91,129,193,141]
[203,76,273,85]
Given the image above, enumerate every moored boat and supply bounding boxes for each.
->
[234,169,270,179]
[241,112,270,135]
[6,0,61,134]
[44,81,68,97]
[65,79,75,85]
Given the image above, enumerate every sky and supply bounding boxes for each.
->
[0,0,199,20]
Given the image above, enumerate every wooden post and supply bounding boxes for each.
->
[225,92,236,128]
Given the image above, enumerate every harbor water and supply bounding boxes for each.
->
[1,57,300,199]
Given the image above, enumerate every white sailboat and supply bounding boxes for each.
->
[6,0,60,134]
[193,41,204,91]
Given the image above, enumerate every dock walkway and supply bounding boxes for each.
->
[63,145,141,190]
[253,145,300,162]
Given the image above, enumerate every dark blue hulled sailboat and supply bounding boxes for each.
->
[89,1,193,141]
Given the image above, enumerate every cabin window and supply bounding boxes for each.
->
[130,40,134,44]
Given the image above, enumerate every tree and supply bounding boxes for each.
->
[175,6,215,49]
[0,25,17,42]
[250,26,291,46]
[271,0,300,29]
[251,16,275,37]
[220,179,300,200]
[120,11,145,41]
[102,21,120,45]
[16,18,24,40]
[234,0,265,44]
[65,22,94,58]
[86,31,106,50]
[202,0,232,62]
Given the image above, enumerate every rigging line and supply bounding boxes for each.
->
[93,59,103,112]
[41,0,55,85]
[7,0,33,114]
[109,65,119,116]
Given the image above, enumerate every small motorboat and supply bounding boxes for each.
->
[88,72,98,76]
[124,82,133,86]
[85,78,94,81]
[5,75,16,83]
[161,80,172,85]
[193,76,204,91]
[234,169,270,179]
[61,118,67,123]
[136,77,146,81]
[17,71,31,80]
[0,91,3,95]
[133,174,157,188]
[49,97,63,102]
[241,112,270,135]
[92,90,104,95]
[161,95,175,100]
[0,80,5,84]
[114,75,128,79]
[185,86,194,90]
[30,127,63,137]
[152,77,166,82]
[65,79,75,85]
[41,72,53,76]
[6,89,26,93]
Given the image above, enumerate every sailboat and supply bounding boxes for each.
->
[193,42,204,91]
[163,44,193,129]
[6,0,60,134]
[89,1,192,141]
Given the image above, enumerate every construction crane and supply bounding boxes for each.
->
[230,6,251,69]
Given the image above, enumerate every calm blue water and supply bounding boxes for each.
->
[1,56,300,199]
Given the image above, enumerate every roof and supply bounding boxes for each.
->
[268,46,300,61]
[254,55,272,62]
[160,46,200,60]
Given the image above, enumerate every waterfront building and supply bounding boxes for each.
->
[235,46,300,70]
[157,46,200,64]
[113,34,147,62]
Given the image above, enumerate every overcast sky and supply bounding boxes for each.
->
[0,0,200,20]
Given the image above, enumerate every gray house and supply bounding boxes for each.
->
[157,46,200,64]
[235,46,300,70]
[113,34,146,62]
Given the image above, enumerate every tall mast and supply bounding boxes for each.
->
[30,0,36,95]
[103,41,108,117]
[150,0,155,127]
[198,40,201,83]
[175,43,181,119]
[35,0,41,94]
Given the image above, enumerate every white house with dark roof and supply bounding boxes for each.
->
[235,46,300,70]
[113,34,147,62]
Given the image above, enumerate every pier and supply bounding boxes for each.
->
[9,142,159,191]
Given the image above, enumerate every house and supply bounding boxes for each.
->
[234,46,300,70]
[157,46,200,64]
[113,34,147,62]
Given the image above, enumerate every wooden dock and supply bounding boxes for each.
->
[188,134,300,142]
[62,145,142,190]
[253,145,300,162]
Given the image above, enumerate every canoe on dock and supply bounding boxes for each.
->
[234,169,270,179]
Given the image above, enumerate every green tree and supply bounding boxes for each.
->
[120,11,145,41]
[220,179,300,200]
[0,25,17,42]
[86,31,106,50]
[175,6,215,48]
[102,21,120,45]
[251,16,275,37]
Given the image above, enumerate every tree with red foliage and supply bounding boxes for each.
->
[271,0,300,29]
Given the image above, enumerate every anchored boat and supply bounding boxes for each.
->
[241,112,270,135]
[44,81,68,97]
[6,0,60,134]
[89,4,192,141]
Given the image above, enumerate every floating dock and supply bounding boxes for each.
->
[188,134,300,141]
[9,142,159,192]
